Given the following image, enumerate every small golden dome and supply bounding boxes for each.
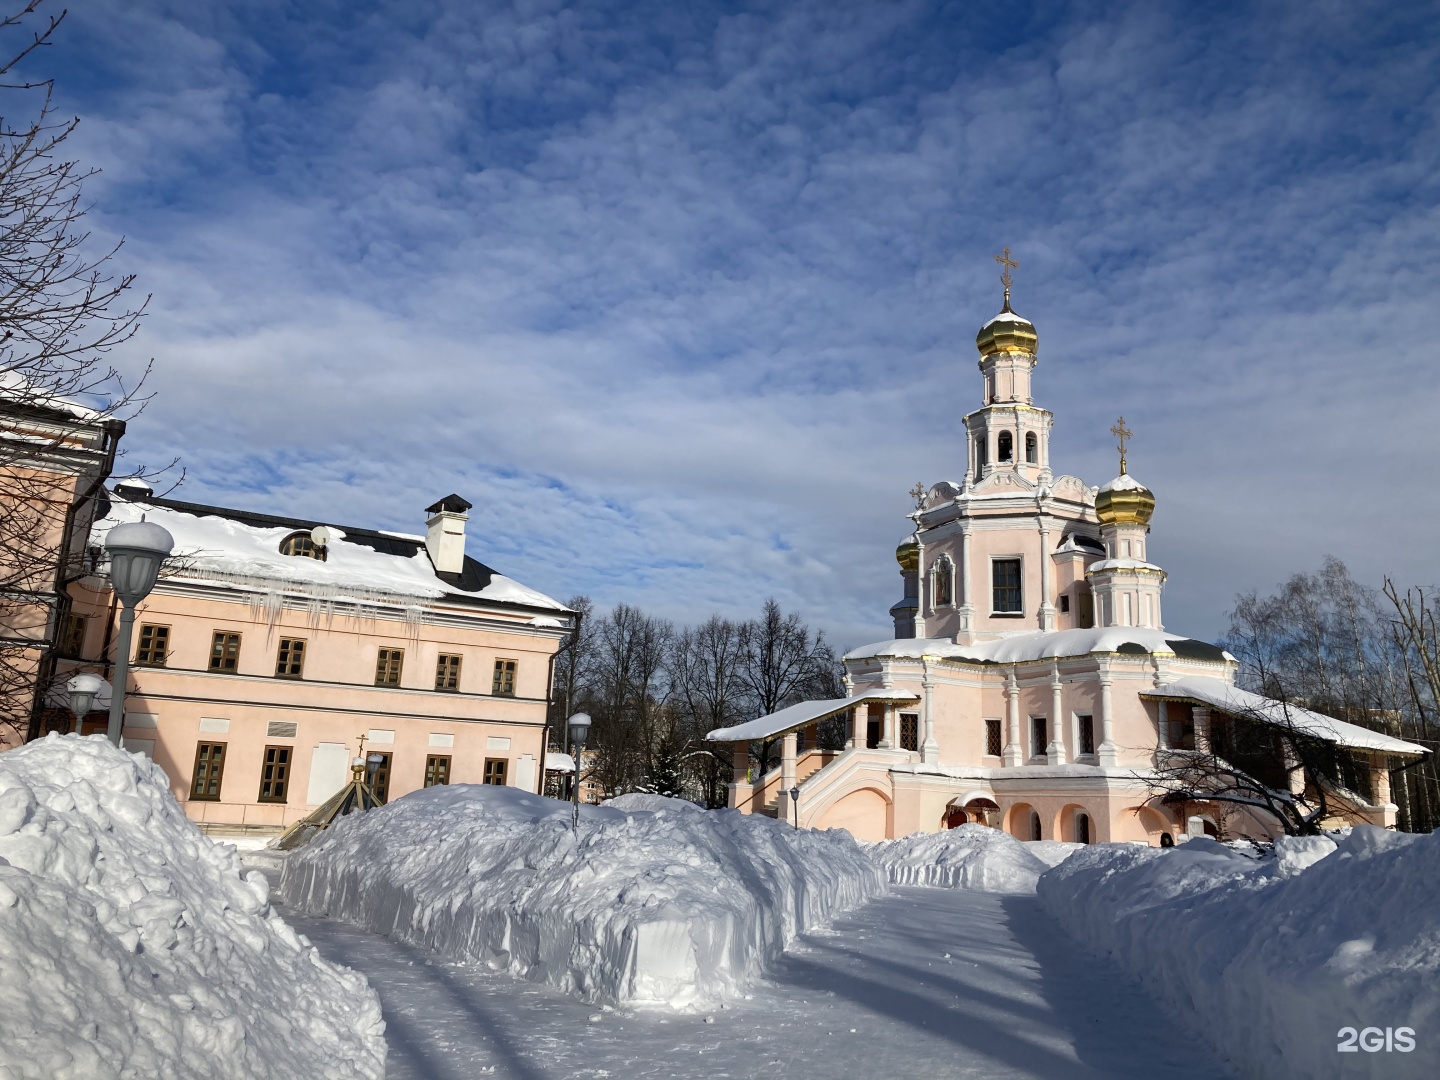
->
[896,535,920,573]
[1094,472,1156,527]
[976,306,1037,359]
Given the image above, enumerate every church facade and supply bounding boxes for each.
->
[709,272,1424,845]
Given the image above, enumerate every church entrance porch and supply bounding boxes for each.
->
[945,796,1000,829]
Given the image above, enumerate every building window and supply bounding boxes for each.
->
[484,758,508,785]
[1030,810,1043,841]
[1076,812,1092,845]
[375,648,404,687]
[275,638,306,678]
[899,713,919,752]
[993,559,1022,614]
[370,752,392,801]
[1030,716,1048,758]
[425,755,451,787]
[998,431,1013,462]
[974,436,987,480]
[932,558,954,607]
[435,653,462,691]
[135,624,170,667]
[1079,592,1095,629]
[58,613,87,658]
[1078,715,1095,756]
[279,532,326,561]
[985,718,1003,758]
[492,659,517,697]
[258,746,291,802]
[1025,432,1037,464]
[1058,594,1070,614]
[208,631,241,673]
[190,742,226,801]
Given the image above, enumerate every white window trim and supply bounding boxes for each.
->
[990,554,1025,616]
[931,554,956,609]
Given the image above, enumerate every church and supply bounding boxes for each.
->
[708,256,1425,845]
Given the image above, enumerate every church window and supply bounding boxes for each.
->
[992,558,1022,614]
[899,714,919,752]
[1076,812,1092,845]
[1030,810,1042,841]
[1030,716,1047,758]
[1025,432,1037,464]
[998,431,1013,462]
[1059,594,1070,614]
[984,718,1002,757]
[1079,592,1095,628]
[1121,539,1131,558]
[1078,715,1095,756]
[974,436,987,480]
[933,558,954,607]
[279,531,326,561]
[1122,593,1133,626]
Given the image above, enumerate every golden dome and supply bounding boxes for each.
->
[976,305,1037,359]
[1094,472,1156,527]
[896,535,920,573]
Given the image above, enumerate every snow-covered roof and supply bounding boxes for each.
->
[0,370,103,421]
[845,628,1234,666]
[96,493,569,613]
[1086,558,1165,574]
[705,688,920,744]
[1143,677,1428,756]
[981,310,1033,328]
[545,752,576,773]
[1098,472,1150,494]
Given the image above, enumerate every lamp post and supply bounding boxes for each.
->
[66,672,108,731]
[789,785,801,830]
[103,520,174,747]
[567,712,592,829]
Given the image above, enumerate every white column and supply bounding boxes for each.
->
[1371,756,1393,807]
[957,525,974,636]
[1156,699,1170,751]
[877,703,894,750]
[1193,706,1211,755]
[1097,673,1118,766]
[914,536,927,639]
[1038,518,1055,631]
[1003,670,1022,766]
[845,706,860,750]
[921,660,939,764]
[781,732,797,792]
[1047,662,1068,765]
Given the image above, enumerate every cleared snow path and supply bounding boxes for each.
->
[279,886,1231,1079]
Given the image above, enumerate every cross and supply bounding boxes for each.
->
[1110,416,1132,473]
[994,247,1019,309]
[909,481,926,512]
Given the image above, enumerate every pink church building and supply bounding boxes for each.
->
[709,282,1425,845]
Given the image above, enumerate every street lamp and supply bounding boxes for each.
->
[789,785,801,830]
[104,519,174,747]
[567,712,592,829]
[66,672,108,729]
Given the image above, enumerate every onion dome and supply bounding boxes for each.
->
[1094,471,1156,527]
[896,535,920,573]
[976,306,1037,359]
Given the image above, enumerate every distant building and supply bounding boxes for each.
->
[53,485,574,833]
[709,277,1427,843]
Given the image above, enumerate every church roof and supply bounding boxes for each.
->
[705,688,920,744]
[845,628,1233,666]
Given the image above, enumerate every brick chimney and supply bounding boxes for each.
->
[424,494,472,574]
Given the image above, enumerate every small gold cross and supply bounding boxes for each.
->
[909,481,926,511]
[994,247,1019,290]
[1110,416,1133,473]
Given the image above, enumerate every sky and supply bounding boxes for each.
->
[20,0,1440,650]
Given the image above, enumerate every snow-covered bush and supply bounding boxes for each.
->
[281,784,885,1009]
[1038,828,1440,1080]
[868,824,1053,893]
[0,735,385,1080]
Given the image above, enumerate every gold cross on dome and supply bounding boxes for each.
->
[909,482,926,512]
[1110,416,1133,474]
[994,247,1019,309]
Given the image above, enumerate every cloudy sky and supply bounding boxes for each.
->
[25,0,1440,649]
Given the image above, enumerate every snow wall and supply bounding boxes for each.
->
[1037,829,1440,1080]
[867,824,1056,893]
[0,735,386,1080]
[280,786,885,1009]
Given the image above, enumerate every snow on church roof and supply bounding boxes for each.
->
[705,688,920,744]
[1098,472,1149,494]
[845,627,1234,665]
[95,493,569,613]
[1144,676,1427,756]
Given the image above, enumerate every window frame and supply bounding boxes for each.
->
[992,557,1023,616]
[369,751,393,802]
[257,745,291,803]
[1030,716,1048,759]
[997,430,1014,462]
[135,623,171,667]
[58,613,87,658]
[208,630,242,673]
[375,647,405,687]
[984,718,1003,758]
[483,757,508,785]
[491,658,517,697]
[189,742,226,801]
[1077,714,1096,757]
[899,713,919,752]
[1024,431,1038,464]
[275,637,306,679]
[278,531,326,561]
[931,557,954,608]
[424,754,451,788]
[435,653,462,692]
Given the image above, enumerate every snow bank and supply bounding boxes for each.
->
[281,784,885,1009]
[1038,829,1440,1080]
[868,825,1053,893]
[603,792,703,813]
[0,735,385,1080]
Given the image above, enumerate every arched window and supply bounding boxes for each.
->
[1076,812,1091,844]
[1025,432,1037,463]
[1030,810,1042,842]
[279,531,326,561]
[933,558,954,607]
[997,431,1013,462]
[974,435,987,480]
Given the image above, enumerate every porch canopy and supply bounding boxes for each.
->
[705,688,920,744]
[1143,676,1428,756]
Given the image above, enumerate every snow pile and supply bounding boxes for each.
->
[281,784,885,1009]
[0,735,385,1080]
[603,792,704,813]
[868,825,1053,893]
[1038,829,1440,1080]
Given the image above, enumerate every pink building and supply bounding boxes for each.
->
[709,284,1426,844]
[53,484,573,835]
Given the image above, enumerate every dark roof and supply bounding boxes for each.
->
[426,493,473,514]
[1167,637,1230,662]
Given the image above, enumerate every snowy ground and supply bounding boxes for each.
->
[276,883,1231,1079]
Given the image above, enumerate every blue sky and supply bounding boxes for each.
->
[28,0,1440,649]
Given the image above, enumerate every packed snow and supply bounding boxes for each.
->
[868,824,1054,893]
[1038,828,1440,1080]
[0,735,385,1080]
[280,784,885,1009]
[845,626,1236,665]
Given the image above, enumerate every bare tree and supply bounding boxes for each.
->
[737,598,837,782]
[0,2,153,745]
[668,615,744,807]
[1381,579,1440,831]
